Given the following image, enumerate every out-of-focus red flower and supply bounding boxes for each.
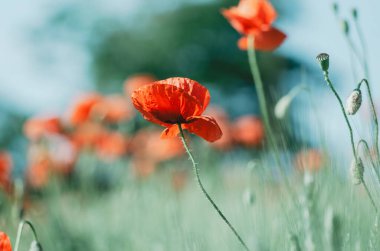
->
[26,146,51,189]
[131,158,157,178]
[207,107,234,151]
[222,0,286,51]
[0,232,12,251]
[96,131,128,161]
[129,129,184,177]
[70,122,105,149]
[68,93,103,125]
[131,77,222,142]
[91,95,132,123]
[171,170,188,191]
[0,152,12,193]
[232,115,264,147]
[294,149,324,172]
[24,116,61,141]
[124,74,156,97]
[46,134,78,175]
[130,129,184,162]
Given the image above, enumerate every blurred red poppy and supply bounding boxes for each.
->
[131,77,222,142]
[207,107,234,151]
[124,74,156,97]
[68,93,103,125]
[24,116,61,141]
[222,0,286,51]
[91,95,132,123]
[0,232,12,251]
[0,152,12,193]
[96,131,128,161]
[70,122,105,149]
[129,129,184,177]
[294,149,324,172]
[232,115,264,147]
[26,146,51,189]
[46,134,78,175]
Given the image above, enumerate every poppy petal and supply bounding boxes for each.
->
[238,27,286,51]
[222,0,277,35]
[0,232,12,251]
[161,125,180,138]
[132,84,204,126]
[183,116,223,142]
[155,78,210,113]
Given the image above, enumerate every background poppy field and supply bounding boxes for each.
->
[1,0,380,250]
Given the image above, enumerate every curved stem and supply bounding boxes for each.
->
[357,139,380,183]
[362,180,378,212]
[14,220,40,251]
[322,72,378,211]
[177,123,251,251]
[323,71,357,161]
[358,79,379,161]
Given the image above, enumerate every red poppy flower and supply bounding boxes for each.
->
[232,115,264,147]
[207,107,234,151]
[294,149,324,172]
[68,93,103,125]
[91,95,132,123]
[222,0,286,51]
[0,232,12,251]
[124,74,156,97]
[131,77,222,142]
[24,116,61,141]
[0,152,12,193]
[96,131,128,161]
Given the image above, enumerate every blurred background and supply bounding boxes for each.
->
[1,0,380,250]
[1,0,380,174]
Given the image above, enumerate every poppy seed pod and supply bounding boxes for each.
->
[346,89,362,115]
[350,158,364,185]
[29,241,43,251]
[316,53,329,71]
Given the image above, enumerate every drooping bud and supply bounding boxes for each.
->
[350,158,364,185]
[341,20,349,34]
[316,53,330,71]
[332,3,339,14]
[352,8,358,19]
[275,95,292,119]
[346,89,362,115]
[29,241,43,251]
[242,188,255,206]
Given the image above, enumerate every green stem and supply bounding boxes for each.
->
[357,79,379,162]
[362,180,378,213]
[247,35,274,144]
[14,220,40,251]
[323,71,357,161]
[247,35,296,202]
[177,123,251,251]
[357,139,380,183]
[322,72,377,211]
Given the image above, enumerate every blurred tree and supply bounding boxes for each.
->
[90,0,299,95]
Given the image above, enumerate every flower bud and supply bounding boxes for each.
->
[332,3,339,14]
[342,20,349,34]
[29,241,43,251]
[350,158,364,185]
[346,89,362,115]
[352,8,358,19]
[316,53,330,71]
